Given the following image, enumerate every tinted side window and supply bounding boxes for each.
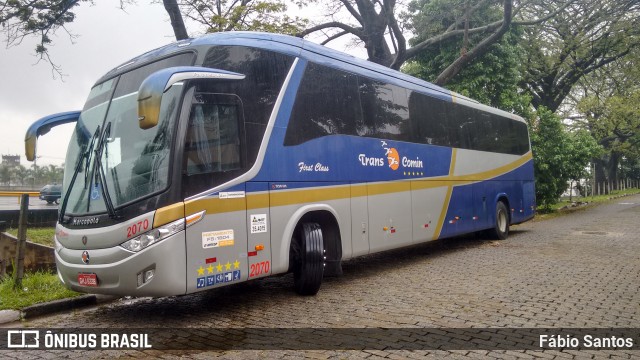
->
[284,63,362,146]
[409,91,450,146]
[358,78,385,137]
[367,82,411,142]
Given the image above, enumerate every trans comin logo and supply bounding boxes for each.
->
[358,141,424,171]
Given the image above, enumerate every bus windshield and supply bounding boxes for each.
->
[62,53,194,216]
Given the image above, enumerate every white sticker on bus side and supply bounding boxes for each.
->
[219,191,245,199]
[250,214,268,234]
[202,229,235,249]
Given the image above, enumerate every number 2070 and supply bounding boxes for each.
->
[127,220,149,238]
[250,261,270,278]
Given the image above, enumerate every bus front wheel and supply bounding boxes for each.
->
[489,201,510,240]
[292,223,324,295]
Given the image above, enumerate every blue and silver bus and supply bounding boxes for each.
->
[25,32,535,296]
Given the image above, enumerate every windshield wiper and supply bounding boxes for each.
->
[59,126,101,224]
[93,122,120,219]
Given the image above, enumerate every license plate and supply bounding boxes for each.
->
[78,273,98,287]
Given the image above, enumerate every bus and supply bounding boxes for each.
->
[25,32,535,297]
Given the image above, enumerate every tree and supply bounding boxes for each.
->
[1,0,302,73]
[0,164,10,186]
[10,165,28,187]
[403,0,532,115]
[162,0,189,40]
[0,0,89,75]
[177,0,307,35]
[519,0,640,113]
[530,107,600,209]
[577,91,640,188]
[296,0,567,85]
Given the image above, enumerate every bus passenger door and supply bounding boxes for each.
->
[181,91,251,293]
[184,186,248,293]
[246,182,272,280]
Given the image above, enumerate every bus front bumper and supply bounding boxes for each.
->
[55,231,186,297]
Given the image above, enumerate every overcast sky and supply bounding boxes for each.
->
[0,0,365,167]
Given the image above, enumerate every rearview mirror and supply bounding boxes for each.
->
[25,111,81,161]
[137,66,245,129]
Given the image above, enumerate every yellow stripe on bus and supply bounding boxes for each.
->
[177,151,532,217]
[153,202,185,228]
[433,148,457,240]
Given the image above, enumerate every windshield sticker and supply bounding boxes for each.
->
[202,229,234,249]
[250,214,268,234]
[219,191,245,199]
[105,138,122,168]
[90,184,102,201]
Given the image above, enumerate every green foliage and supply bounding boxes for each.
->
[518,0,640,112]
[405,29,532,116]
[0,163,64,188]
[405,0,531,116]
[578,91,640,158]
[0,0,88,67]
[530,108,601,209]
[0,270,80,310]
[193,0,307,35]
[7,227,55,247]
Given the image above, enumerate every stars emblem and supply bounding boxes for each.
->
[233,260,240,269]
[197,266,205,276]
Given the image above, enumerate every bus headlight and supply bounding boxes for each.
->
[120,219,184,252]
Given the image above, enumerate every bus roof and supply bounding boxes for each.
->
[96,31,523,123]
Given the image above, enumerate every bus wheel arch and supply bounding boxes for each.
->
[283,206,343,295]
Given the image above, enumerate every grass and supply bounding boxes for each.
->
[0,271,81,311]
[534,188,640,221]
[6,227,55,247]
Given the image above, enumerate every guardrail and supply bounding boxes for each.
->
[0,192,40,204]
[0,191,39,197]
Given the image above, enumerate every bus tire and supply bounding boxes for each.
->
[293,223,324,296]
[489,201,510,240]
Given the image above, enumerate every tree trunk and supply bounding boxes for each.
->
[163,0,189,40]
[607,152,620,191]
[594,158,607,185]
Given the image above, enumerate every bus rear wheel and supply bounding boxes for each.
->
[292,223,324,295]
[489,201,510,240]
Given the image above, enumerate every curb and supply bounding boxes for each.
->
[0,294,119,324]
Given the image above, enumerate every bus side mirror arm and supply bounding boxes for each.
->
[137,66,245,130]
[25,111,81,161]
